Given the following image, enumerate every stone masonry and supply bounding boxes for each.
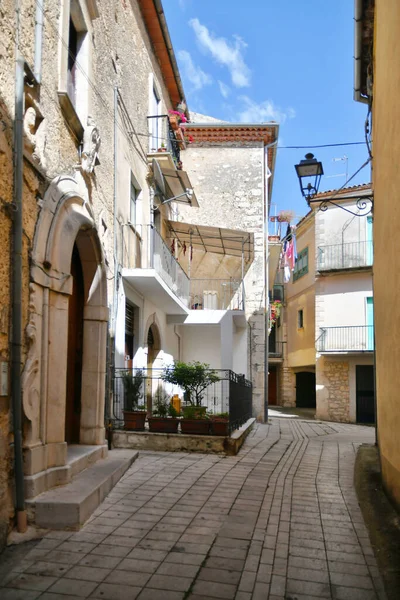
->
[318,357,350,422]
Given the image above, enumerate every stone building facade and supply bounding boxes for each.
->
[0,0,189,549]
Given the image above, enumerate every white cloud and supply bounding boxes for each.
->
[189,18,251,88]
[218,81,231,98]
[236,96,296,124]
[177,50,212,91]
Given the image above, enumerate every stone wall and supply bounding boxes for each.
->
[279,366,296,407]
[316,357,350,422]
[178,143,266,419]
[0,0,179,549]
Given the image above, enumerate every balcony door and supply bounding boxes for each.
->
[366,297,374,351]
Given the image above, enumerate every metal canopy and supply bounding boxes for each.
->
[162,168,199,208]
[167,220,254,260]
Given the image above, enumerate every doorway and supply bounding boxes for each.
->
[268,367,277,406]
[65,244,84,443]
[146,324,161,413]
[295,371,316,408]
[356,365,375,423]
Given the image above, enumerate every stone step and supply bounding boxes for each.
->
[27,450,138,530]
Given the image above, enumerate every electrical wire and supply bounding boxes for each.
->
[277,142,365,149]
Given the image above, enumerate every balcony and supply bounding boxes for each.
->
[147,115,183,169]
[317,241,373,272]
[268,341,285,359]
[317,326,374,352]
[122,226,190,316]
[190,279,244,311]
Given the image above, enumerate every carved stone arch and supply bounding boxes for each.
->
[22,173,108,494]
[143,312,163,352]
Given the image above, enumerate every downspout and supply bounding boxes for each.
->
[12,0,27,532]
[112,87,118,338]
[263,140,278,424]
[34,0,44,83]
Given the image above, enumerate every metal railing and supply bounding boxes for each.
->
[268,341,286,358]
[111,367,252,434]
[317,326,374,352]
[317,241,373,271]
[190,279,244,310]
[151,226,190,306]
[147,115,181,168]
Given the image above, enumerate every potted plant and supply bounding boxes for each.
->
[121,369,146,431]
[148,386,179,433]
[209,412,230,436]
[162,362,219,435]
[157,143,167,153]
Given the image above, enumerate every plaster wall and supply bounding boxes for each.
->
[316,273,373,330]
[315,202,371,248]
[181,326,221,369]
[372,0,400,509]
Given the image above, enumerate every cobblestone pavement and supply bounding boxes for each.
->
[1,419,387,600]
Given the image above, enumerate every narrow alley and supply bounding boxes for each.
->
[0,418,385,600]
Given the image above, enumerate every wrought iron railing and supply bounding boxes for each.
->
[317,326,374,352]
[147,115,181,168]
[268,341,286,358]
[317,241,373,271]
[110,367,252,434]
[150,226,190,306]
[190,279,244,310]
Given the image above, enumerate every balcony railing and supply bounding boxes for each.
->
[151,226,190,305]
[147,115,182,168]
[268,341,286,358]
[110,367,252,434]
[317,326,374,352]
[317,241,373,271]
[190,279,244,311]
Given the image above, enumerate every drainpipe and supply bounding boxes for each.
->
[263,140,278,424]
[34,0,44,83]
[112,87,119,338]
[12,0,27,533]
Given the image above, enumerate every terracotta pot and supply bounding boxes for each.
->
[169,115,180,131]
[210,419,229,436]
[148,417,179,434]
[181,419,210,435]
[123,411,146,431]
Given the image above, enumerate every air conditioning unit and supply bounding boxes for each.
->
[203,290,219,310]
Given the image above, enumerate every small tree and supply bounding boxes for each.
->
[162,361,219,407]
[121,370,144,411]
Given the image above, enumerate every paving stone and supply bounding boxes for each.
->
[65,565,111,582]
[191,579,237,599]
[104,569,151,586]
[78,555,122,569]
[5,573,57,592]
[90,545,131,558]
[89,582,142,599]
[47,578,98,597]
[286,578,331,598]
[146,574,192,592]
[198,567,241,585]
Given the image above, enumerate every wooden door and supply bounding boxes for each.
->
[268,368,277,406]
[65,245,84,444]
[356,365,375,423]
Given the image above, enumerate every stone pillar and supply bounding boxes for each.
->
[316,356,350,422]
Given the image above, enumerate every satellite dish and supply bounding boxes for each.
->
[152,159,166,197]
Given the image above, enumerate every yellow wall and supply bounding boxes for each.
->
[372,0,400,508]
[286,213,316,368]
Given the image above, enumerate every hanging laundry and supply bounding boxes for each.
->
[171,239,175,255]
[190,245,193,261]
[183,241,187,256]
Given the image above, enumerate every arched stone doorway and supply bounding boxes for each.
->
[22,174,108,497]
[145,319,161,414]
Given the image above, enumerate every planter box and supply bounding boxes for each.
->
[210,419,229,436]
[181,419,210,435]
[123,411,146,431]
[169,115,180,131]
[148,417,179,434]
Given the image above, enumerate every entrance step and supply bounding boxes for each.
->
[24,445,109,499]
[27,450,138,530]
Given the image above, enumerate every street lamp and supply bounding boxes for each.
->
[294,153,324,202]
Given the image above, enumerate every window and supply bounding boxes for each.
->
[130,178,138,228]
[293,247,308,282]
[149,84,161,152]
[125,301,135,364]
[298,309,304,329]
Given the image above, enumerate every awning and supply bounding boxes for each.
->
[162,169,199,208]
[167,220,254,261]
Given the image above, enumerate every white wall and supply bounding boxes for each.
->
[316,272,373,328]
[233,327,248,377]
[315,199,372,248]
[181,325,221,368]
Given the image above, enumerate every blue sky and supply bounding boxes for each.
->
[163,0,371,221]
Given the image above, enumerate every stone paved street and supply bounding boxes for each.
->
[0,418,387,600]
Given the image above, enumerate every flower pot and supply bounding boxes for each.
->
[181,419,210,435]
[123,410,146,431]
[210,419,229,436]
[169,115,180,131]
[148,417,179,433]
